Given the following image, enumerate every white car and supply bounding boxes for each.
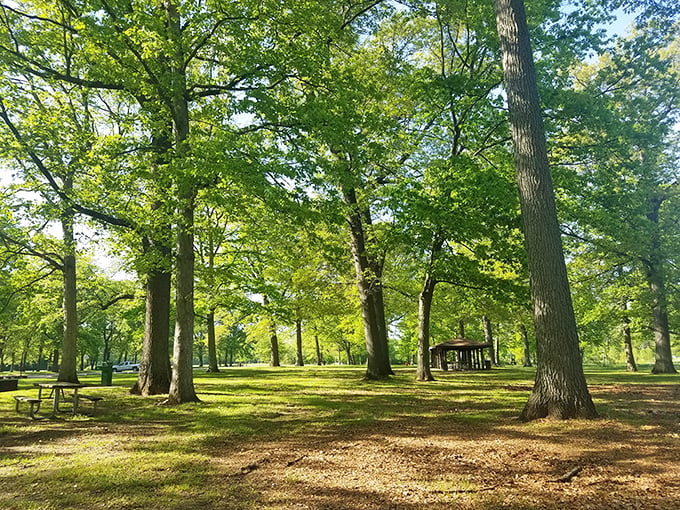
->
[111,361,140,372]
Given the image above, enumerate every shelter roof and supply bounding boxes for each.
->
[429,338,492,351]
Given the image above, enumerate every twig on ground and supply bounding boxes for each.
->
[286,455,307,467]
[550,466,583,483]
[228,458,269,476]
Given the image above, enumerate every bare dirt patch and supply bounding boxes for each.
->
[215,384,680,509]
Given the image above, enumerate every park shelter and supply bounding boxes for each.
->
[430,338,492,371]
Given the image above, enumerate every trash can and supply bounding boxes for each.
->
[101,362,113,386]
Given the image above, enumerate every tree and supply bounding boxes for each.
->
[493,0,597,420]
[0,80,102,383]
[553,24,679,373]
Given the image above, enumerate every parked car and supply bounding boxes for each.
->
[111,361,140,372]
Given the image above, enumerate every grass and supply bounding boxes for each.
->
[0,365,678,509]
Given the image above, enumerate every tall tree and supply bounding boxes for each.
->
[493,0,597,420]
[554,25,680,373]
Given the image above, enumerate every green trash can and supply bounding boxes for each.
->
[101,362,113,386]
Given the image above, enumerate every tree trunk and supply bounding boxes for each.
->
[58,174,79,384]
[263,296,280,367]
[131,116,174,395]
[269,322,281,366]
[416,274,436,381]
[168,182,199,403]
[645,266,676,373]
[482,315,496,366]
[131,268,172,395]
[622,314,637,373]
[520,324,532,367]
[344,344,352,365]
[644,198,677,374]
[458,320,465,339]
[493,0,597,420]
[51,348,59,372]
[315,333,323,365]
[416,236,442,382]
[167,1,198,403]
[295,318,304,367]
[206,309,220,372]
[343,186,393,379]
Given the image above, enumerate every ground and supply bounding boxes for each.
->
[1,367,679,509]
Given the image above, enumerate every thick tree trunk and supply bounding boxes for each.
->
[520,324,532,367]
[644,199,677,374]
[131,268,172,395]
[343,187,393,379]
[167,1,198,403]
[622,315,637,373]
[131,262,172,396]
[168,182,199,403]
[493,0,597,420]
[295,318,304,367]
[482,315,496,366]
[58,175,79,384]
[132,121,174,396]
[646,267,676,374]
[206,309,220,372]
[458,321,465,339]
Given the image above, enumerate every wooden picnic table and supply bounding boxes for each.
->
[35,382,85,417]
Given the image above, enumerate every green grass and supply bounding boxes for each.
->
[0,364,677,509]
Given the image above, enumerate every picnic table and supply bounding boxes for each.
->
[13,381,104,419]
[36,382,85,417]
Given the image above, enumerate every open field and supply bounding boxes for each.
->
[1,366,679,509]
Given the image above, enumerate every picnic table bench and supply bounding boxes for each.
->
[72,393,104,416]
[13,395,42,419]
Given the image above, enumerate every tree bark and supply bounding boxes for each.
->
[58,174,79,384]
[131,256,172,395]
[493,0,597,420]
[343,186,393,379]
[263,295,280,366]
[416,236,442,382]
[482,315,496,366]
[131,108,175,396]
[644,198,677,374]
[167,1,198,404]
[520,324,532,367]
[416,276,436,381]
[645,264,677,373]
[494,335,500,365]
[622,313,637,373]
[315,333,323,365]
[206,309,220,372]
[295,318,304,367]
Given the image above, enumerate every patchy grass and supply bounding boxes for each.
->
[1,365,679,509]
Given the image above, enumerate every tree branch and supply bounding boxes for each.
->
[0,97,133,229]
